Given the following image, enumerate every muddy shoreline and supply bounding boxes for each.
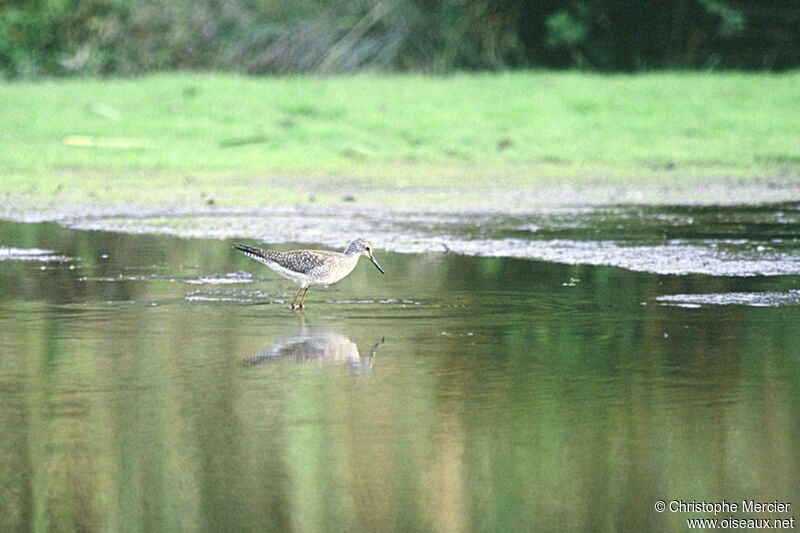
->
[2,180,799,278]
[3,177,800,223]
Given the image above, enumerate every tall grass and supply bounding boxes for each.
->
[2,0,797,77]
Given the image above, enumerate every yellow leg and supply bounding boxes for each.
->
[291,287,303,309]
[299,287,309,308]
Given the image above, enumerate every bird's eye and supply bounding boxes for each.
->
[366,246,371,252]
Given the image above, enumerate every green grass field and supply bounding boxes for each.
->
[2,71,799,210]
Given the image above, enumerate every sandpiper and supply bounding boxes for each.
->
[233,238,384,309]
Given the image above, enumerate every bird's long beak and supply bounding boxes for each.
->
[370,255,385,274]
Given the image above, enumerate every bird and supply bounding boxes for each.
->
[241,327,383,373]
[233,238,384,309]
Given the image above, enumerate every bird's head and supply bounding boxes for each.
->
[347,238,384,274]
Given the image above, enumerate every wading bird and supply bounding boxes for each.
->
[233,238,384,309]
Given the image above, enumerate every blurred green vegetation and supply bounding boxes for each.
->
[1,71,799,211]
[0,0,798,78]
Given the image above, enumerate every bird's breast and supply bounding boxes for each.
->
[308,257,358,285]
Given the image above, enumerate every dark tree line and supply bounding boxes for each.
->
[1,0,798,77]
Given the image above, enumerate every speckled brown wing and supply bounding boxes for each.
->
[234,243,328,273]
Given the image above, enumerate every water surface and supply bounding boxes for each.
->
[36,201,800,276]
[0,212,798,531]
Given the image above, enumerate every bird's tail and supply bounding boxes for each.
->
[233,242,268,262]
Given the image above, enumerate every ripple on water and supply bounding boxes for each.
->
[184,288,274,304]
[0,246,71,263]
[181,271,253,285]
[656,290,800,308]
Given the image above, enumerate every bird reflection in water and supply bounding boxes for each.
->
[242,326,384,374]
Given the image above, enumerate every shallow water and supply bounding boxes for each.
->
[0,213,798,532]
[43,201,800,276]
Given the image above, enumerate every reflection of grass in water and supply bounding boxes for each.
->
[1,219,799,531]
[1,71,799,211]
